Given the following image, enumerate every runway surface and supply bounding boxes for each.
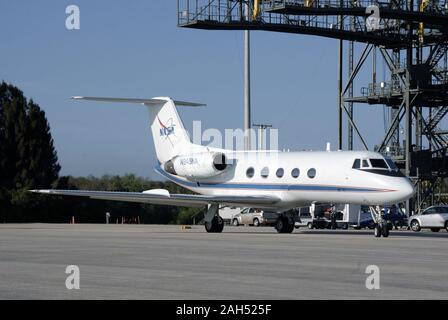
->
[0,224,447,299]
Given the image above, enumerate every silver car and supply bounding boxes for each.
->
[232,208,278,227]
[409,206,448,232]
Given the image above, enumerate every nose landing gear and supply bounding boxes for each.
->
[370,206,389,238]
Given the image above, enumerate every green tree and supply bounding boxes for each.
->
[0,81,60,222]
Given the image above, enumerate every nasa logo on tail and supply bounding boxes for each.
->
[158,116,176,137]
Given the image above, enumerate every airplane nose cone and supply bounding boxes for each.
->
[402,179,415,200]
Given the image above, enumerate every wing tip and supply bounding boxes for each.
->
[29,189,50,194]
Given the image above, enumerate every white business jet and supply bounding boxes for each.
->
[32,97,414,237]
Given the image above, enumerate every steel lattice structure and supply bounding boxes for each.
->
[177,0,448,212]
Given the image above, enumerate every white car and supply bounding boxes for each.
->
[232,208,278,227]
[409,206,448,232]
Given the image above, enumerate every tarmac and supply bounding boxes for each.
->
[0,224,447,299]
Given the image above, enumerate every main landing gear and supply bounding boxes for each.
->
[204,204,224,233]
[275,214,295,234]
[370,206,389,238]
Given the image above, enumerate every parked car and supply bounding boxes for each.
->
[232,208,278,226]
[352,205,406,230]
[294,208,314,229]
[409,205,448,232]
[352,211,376,230]
[383,205,408,229]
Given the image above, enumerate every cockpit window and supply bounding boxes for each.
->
[369,158,388,169]
[384,157,398,171]
[352,159,361,169]
[362,160,370,168]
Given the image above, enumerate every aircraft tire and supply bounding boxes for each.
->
[374,224,382,238]
[382,224,389,237]
[275,217,285,233]
[205,220,216,233]
[285,222,295,233]
[205,216,224,233]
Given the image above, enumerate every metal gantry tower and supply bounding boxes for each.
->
[177,0,448,212]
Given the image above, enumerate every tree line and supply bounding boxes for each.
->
[0,82,202,224]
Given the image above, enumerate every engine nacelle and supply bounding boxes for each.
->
[164,152,228,179]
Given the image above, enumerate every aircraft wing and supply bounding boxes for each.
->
[30,189,280,208]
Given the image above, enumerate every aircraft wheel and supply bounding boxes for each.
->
[215,217,224,233]
[205,220,215,233]
[275,217,286,233]
[205,216,224,233]
[382,225,390,237]
[374,224,382,238]
[285,222,295,233]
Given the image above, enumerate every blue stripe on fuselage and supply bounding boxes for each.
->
[154,166,392,193]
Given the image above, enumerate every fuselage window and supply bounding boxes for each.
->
[246,167,254,178]
[291,168,300,178]
[261,167,269,178]
[369,158,388,169]
[352,159,361,169]
[362,160,370,168]
[307,168,316,179]
[276,168,284,178]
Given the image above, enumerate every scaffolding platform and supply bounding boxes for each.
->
[177,0,448,209]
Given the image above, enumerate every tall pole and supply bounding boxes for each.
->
[347,40,354,150]
[405,0,414,216]
[338,40,343,150]
[337,1,343,151]
[244,30,251,150]
[347,8,354,151]
[244,0,251,151]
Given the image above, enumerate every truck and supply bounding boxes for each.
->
[295,204,361,229]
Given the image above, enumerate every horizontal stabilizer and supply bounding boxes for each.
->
[71,96,206,107]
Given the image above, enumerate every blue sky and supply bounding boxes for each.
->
[1,1,390,179]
